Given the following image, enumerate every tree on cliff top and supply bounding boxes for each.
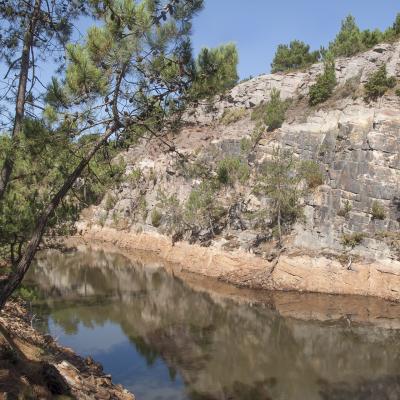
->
[0,0,204,309]
[329,15,366,57]
[271,40,320,73]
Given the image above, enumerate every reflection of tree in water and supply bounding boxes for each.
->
[28,249,400,400]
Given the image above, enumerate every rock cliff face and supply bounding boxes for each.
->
[79,41,400,299]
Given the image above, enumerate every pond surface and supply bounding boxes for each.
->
[25,247,400,400]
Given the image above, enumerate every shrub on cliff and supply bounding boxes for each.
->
[251,89,288,131]
[220,107,247,125]
[191,43,239,99]
[299,160,324,189]
[217,156,250,186]
[364,65,396,101]
[371,201,386,220]
[271,40,320,73]
[151,209,162,227]
[185,182,224,230]
[309,54,337,106]
[341,232,365,249]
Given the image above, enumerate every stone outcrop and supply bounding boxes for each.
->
[79,228,400,302]
[79,40,400,301]
[0,300,135,400]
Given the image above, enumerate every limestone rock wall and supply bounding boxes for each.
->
[80,40,400,268]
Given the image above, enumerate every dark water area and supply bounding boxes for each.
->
[25,247,400,400]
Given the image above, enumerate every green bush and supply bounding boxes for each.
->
[341,232,365,248]
[129,168,142,186]
[337,200,352,218]
[252,89,288,131]
[309,54,337,106]
[299,160,324,189]
[220,107,246,125]
[217,156,250,186]
[271,40,320,73]
[104,194,117,211]
[98,213,107,227]
[185,182,224,227]
[364,65,396,101]
[371,201,386,220]
[151,209,162,227]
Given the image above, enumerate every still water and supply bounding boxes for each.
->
[25,247,400,400]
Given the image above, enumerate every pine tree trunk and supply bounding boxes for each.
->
[0,128,115,310]
[0,0,42,200]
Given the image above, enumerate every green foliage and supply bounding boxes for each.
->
[299,160,324,189]
[151,208,162,227]
[66,43,109,96]
[98,213,107,227]
[0,121,124,266]
[271,40,320,73]
[337,200,352,218]
[382,13,400,42]
[104,194,117,211]
[14,285,39,302]
[191,43,239,99]
[371,200,386,220]
[328,13,400,58]
[341,232,365,249]
[240,137,252,154]
[129,168,142,187]
[156,191,184,234]
[185,181,223,227]
[240,124,264,154]
[360,29,383,48]
[252,89,288,131]
[219,108,246,125]
[256,148,303,243]
[178,157,211,180]
[329,15,365,57]
[364,65,396,101]
[217,156,250,186]
[309,54,337,106]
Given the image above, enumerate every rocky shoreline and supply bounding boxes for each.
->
[0,299,135,399]
[79,226,400,303]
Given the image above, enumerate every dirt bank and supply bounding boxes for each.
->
[80,226,400,303]
[0,299,134,400]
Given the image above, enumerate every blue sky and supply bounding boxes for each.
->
[191,0,400,79]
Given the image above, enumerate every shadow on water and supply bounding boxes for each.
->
[25,247,400,400]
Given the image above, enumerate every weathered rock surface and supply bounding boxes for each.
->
[80,228,400,302]
[0,300,135,400]
[79,40,400,301]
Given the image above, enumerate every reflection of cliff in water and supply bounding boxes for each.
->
[27,248,400,400]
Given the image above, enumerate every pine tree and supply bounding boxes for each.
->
[271,40,320,73]
[191,43,239,99]
[364,65,396,101]
[0,0,86,199]
[309,53,337,106]
[329,15,365,57]
[257,148,302,246]
[0,0,204,309]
